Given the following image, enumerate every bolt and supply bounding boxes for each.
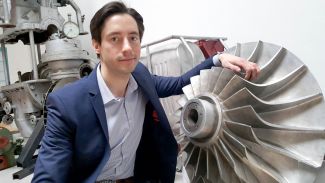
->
[29,115,37,125]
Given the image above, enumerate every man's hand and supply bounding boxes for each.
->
[219,53,260,81]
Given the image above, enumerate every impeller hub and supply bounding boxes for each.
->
[181,94,223,146]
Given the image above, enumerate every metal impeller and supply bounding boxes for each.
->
[174,41,325,183]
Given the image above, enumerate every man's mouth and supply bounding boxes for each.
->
[119,58,136,62]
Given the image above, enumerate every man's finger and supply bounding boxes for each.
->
[245,69,252,80]
[232,65,241,73]
[250,65,260,80]
[250,69,257,80]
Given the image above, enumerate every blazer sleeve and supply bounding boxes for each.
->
[152,57,216,98]
[32,93,74,183]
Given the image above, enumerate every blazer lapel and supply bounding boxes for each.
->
[132,64,157,103]
[132,63,164,114]
[87,65,109,142]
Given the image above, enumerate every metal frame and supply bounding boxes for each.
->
[13,120,45,179]
[141,35,227,73]
[0,42,10,85]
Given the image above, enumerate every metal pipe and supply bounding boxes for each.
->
[1,42,10,84]
[67,0,86,34]
[40,0,48,7]
[219,38,229,50]
[141,35,174,48]
[174,35,227,41]
[141,35,227,48]
[28,30,38,80]
[1,0,10,24]
[145,46,152,73]
[37,44,42,63]
[180,36,196,68]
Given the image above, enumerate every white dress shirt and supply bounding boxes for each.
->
[96,65,147,181]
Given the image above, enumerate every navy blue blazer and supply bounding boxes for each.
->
[32,58,215,183]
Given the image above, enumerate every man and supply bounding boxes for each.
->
[32,1,259,183]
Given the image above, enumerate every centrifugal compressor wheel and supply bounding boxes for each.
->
[174,41,325,183]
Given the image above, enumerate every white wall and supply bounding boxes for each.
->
[6,0,325,92]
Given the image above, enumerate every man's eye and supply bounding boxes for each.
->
[131,36,139,41]
[111,37,118,42]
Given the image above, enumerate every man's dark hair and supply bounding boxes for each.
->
[90,1,144,44]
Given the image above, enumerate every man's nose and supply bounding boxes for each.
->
[122,38,132,52]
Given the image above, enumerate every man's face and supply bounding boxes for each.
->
[92,13,141,76]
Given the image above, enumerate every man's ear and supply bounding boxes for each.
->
[92,39,101,55]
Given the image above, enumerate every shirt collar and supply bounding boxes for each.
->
[126,72,138,96]
[97,64,138,105]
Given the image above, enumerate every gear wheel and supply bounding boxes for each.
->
[175,41,325,183]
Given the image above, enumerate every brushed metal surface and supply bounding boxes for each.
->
[176,41,325,183]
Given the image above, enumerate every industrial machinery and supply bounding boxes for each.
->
[144,40,325,182]
[0,0,95,178]
[0,0,324,182]
[140,35,227,129]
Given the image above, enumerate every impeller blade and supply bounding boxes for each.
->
[254,128,325,167]
[212,69,235,95]
[191,75,201,96]
[207,67,223,92]
[219,65,307,100]
[254,47,286,84]
[200,69,212,93]
[224,105,323,131]
[247,40,263,63]
[183,84,195,100]
[223,87,322,113]
[173,41,325,183]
